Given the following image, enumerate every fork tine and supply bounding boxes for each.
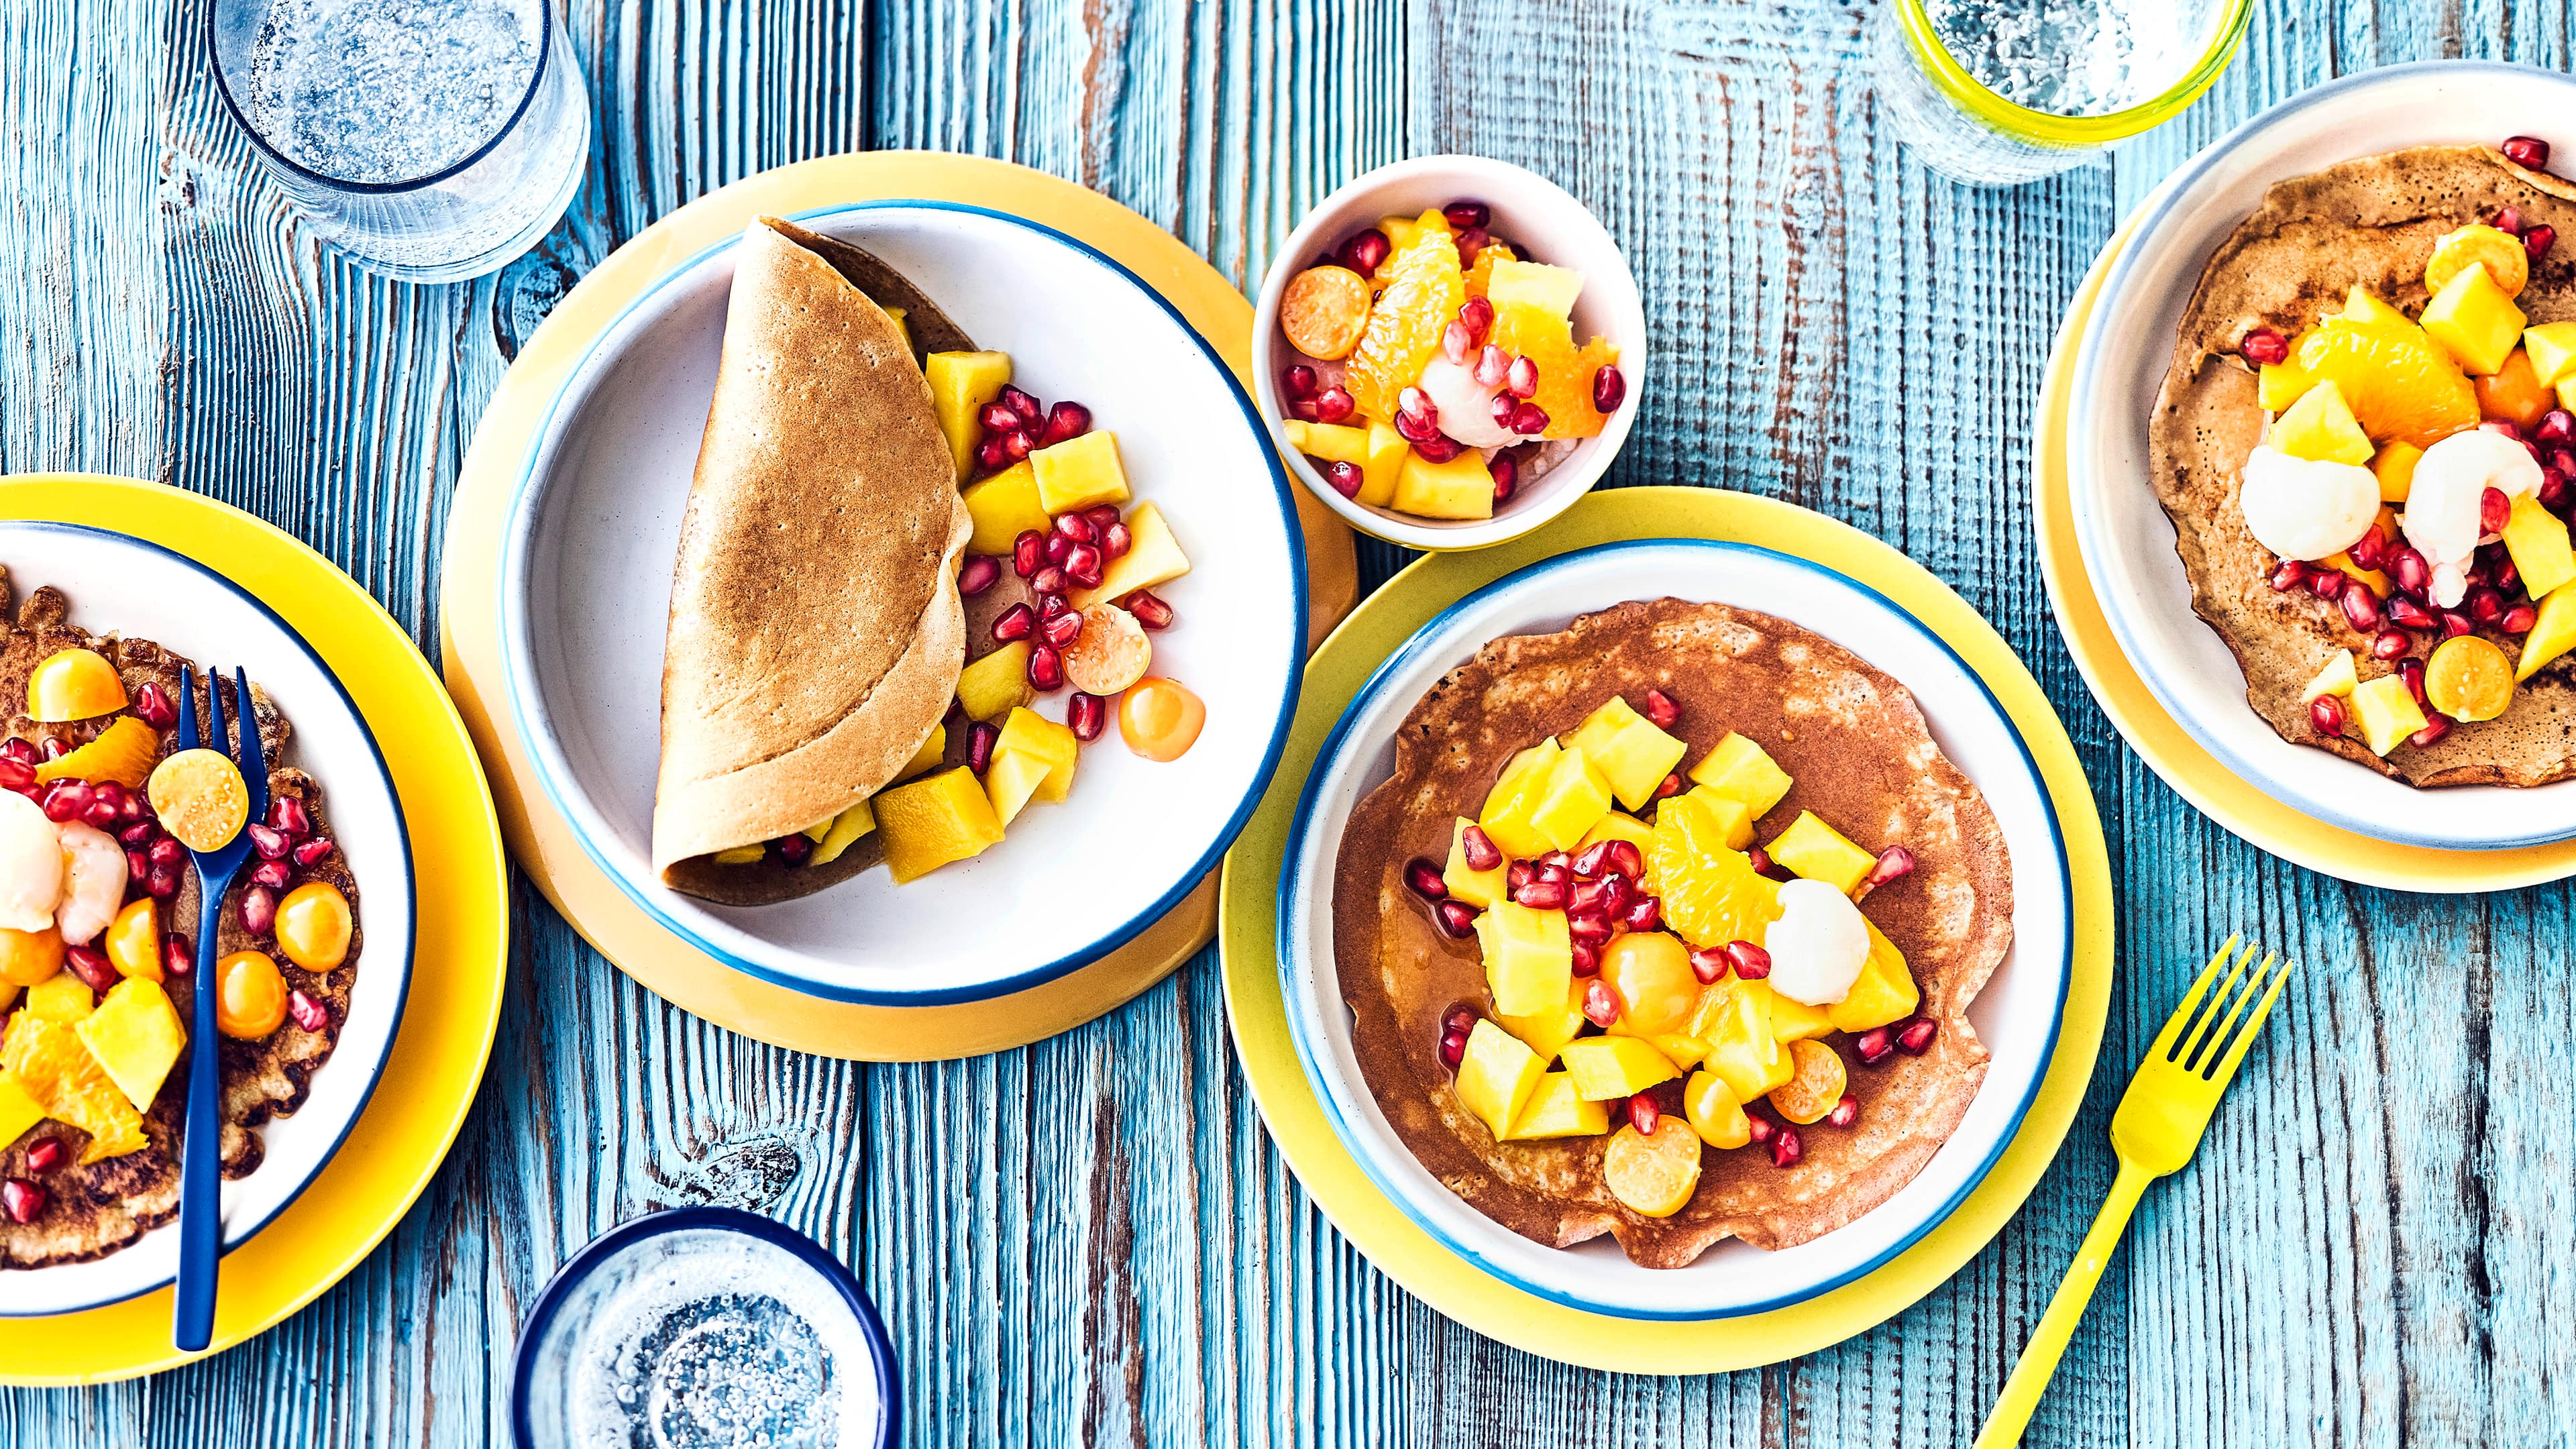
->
[230,668,268,819]
[176,664,200,751]
[205,665,227,764]
[2204,955,2297,1085]
[2175,937,2259,1068]
[2153,935,2241,1063]
[2188,949,2275,1074]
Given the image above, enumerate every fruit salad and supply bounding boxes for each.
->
[1274,200,1627,522]
[1408,690,1927,1216]
[722,353,1204,884]
[0,613,358,1254]
[2241,136,2576,759]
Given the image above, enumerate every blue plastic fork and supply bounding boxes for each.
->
[170,665,268,1352]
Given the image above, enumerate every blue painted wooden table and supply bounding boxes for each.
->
[5,1,2571,1444]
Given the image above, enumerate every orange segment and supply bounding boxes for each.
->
[2291,316,2479,449]
[1488,301,1619,441]
[0,1012,146,1162]
[1343,211,1463,425]
[1646,793,1781,950]
[33,715,160,789]
[1462,239,1518,298]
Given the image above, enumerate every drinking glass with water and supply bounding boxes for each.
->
[1871,0,2253,186]
[207,0,590,282]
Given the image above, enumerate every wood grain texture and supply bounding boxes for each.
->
[5,0,2576,1444]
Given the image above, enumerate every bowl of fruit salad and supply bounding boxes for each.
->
[2073,62,2576,849]
[1279,541,2071,1319]
[1253,156,1645,551]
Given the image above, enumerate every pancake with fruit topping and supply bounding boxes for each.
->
[0,567,362,1270]
[1331,599,2011,1267]
[2149,142,2576,785]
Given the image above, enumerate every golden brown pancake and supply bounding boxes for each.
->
[0,566,360,1271]
[2149,144,2576,786]
[653,217,975,900]
[1332,599,2012,1266]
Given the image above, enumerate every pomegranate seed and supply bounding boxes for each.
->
[2396,656,2427,708]
[2504,136,2553,170]
[2340,585,2383,633]
[133,682,176,728]
[1126,590,1175,630]
[1037,400,1093,447]
[1866,846,1915,890]
[2529,224,2559,262]
[1393,403,1438,442]
[1441,319,1472,363]
[1856,1027,1894,1065]
[2443,609,2475,639]
[1582,979,1619,1027]
[249,858,292,891]
[2484,486,2514,533]
[1567,912,1613,948]
[1442,199,1491,230]
[0,759,28,793]
[2269,559,2310,592]
[2410,714,2454,749]
[1055,692,1102,743]
[958,555,1002,598]
[293,837,335,868]
[1079,504,1121,533]
[1397,386,1438,427]
[40,782,86,823]
[2544,474,2575,514]
[1635,689,1680,729]
[1505,356,1540,399]
[146,864,179,900]
[1487,453,1517,504]
[1030,564,1068,596]
[965,720,999,774]
[1508,860,1534,894]
[2349,527,2387,570]
[1569,941,1601,977]
[148,836,184,868]
[1897,1018,1938,1055]
[125,847,148,883]
[773,833,814,867]
[2505,602,2540,634]
[163,934,191,977]
[1438,1028,1468,1071]
[1309,386,1356,425]
[1440,825,1494,875]
[288,989,329,1034]
[2388,547,2430,597]
[248,822,290,860]
[2487,419,2527,444]
[1281,365,1318,401]
[1827,1095,1860,1130]
[1537,851,1572,873]
[1654,772,1684,800]
[1570,841,1614,879]
[1064,543,1104,589]
[1473,345,1509,388]
[2,1180,43,1225]
[1724,941,1772,980]
[38,737,68,761]
[1340,229,1390,276]
[2239,327,2290,365]
[1621,896,1661,933]
[1452,227,1489,266]
[1012,529,1046,579]
[1489,392,1519,429]
[80,796,117,830]
[998,386,1042,427]
[2496,555,2522,593]
[1512,876,1566,910]
[1747,1114,1776,1146]
[91,781,123,812]
[118,819,155,847]
[64,945,115,993]
[1028,644,1065,692]
[1593,364,1626,414]
[1458,295,1494,343]
[0,738,30,765]
[24,1140,61,1175]
[1040,606,1084,650]
[2371,627,2413,661]
[991,603,1036,643]
[2310,694,2347,737]
[1411,433,1464,463]
[1053,511,1097,545]
[1569,874,1629,918]
[2308,570,2347,601]
[2542,411,2575,445]
[1099,521,1134,560]
[979,401,1021,435]
[2500,205,2525,236]
[1404,857,1448,900]
[1044,531,1074,566]
[1688,947,1727,985]
[1432,899,1477,938]
[272,795,313,837]
[1442,1005,1479,1035]
[1770,1126,1804,1169]
[239,885,278,936]
[1002,428,1042,458]
[1627,1092,1660,1136]
[2387,596,2436,630]
[1601,841,1642,879]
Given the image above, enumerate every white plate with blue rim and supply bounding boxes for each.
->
[0,521,414,1318]
[1277,539,2070,1320]
[497,203,1305,1006]
[2070,60,2576,851]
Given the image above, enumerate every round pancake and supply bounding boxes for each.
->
[2149,144,2576,786]
[1332,598,2012,1267]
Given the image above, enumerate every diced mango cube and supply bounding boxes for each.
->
[2272,379,2374,465]
[960,462,1053,556]
[2524,321,2576,387]
[1029,429,1132,514]
[1646,1032,1711,1072]
[2339,286,2411,329]
[1766,811,1876,895]
[1827,922,1921,1034]
[74,978,185,1113]
[2258,364,2315,414]
[957,641,1034,722]
[2504,493,2576,600]
[1770,990,1835,1043]
[1281,419,1372,467]
[1476,738,1562,859]
[1564,697,1689,810]
[1454,1020,1546,1140]
[2349,674,2428,756]
[22,972,93,1022]
[0,1013,144,1162]
[0,1070,42,1150]
[2372,442,2422,503]
[1442,816,1509,909]
[1501,1071,1611,1140]
[711,844,767,865]
[1681,787,1756,851]
[873,767,1007,882]
[1356,421,1407,508]
[924,351,1014,480]
[996,707,1080,802]
[1069,502,1189,609]
[983,748,1052,828]
[1688,733,1794,820]
[1527,746,1615,852]
[1390,448,1495,521]
[1700,975,1794,1104]
[1558,1035,1679,1101]
[1475,901,1572,1018]
[1495,978,1587,1064]
[2302,650,2358,704]
[811,799,875,866]
[2517,582,2576,681]
[2423,261,2528,376]
[1683,1069,1751,1149]
[896,724,947,784]
[1482,259,1584,319]
[1578,810,1656,855]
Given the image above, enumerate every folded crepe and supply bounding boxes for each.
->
[653,217,975,903]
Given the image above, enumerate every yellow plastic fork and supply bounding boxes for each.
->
[1974,937,2296,1449]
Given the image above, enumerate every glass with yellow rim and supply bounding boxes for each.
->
[1872,0,2255,185]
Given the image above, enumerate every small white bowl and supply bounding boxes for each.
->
[2070,61,2576,851]
[1250,156,1646,552]
[1279,541,2072,1320]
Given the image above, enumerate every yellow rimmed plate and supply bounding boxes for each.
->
[443,152,1357,1059]
[0,474,508,1385]
[2035,223,2576,890]
[1218,485,2113,1372]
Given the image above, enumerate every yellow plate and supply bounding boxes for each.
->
[443,152,1357,1059]
[1218,486,2114,1372]
[2035,225,2576,890]
[0,474,508,1385]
